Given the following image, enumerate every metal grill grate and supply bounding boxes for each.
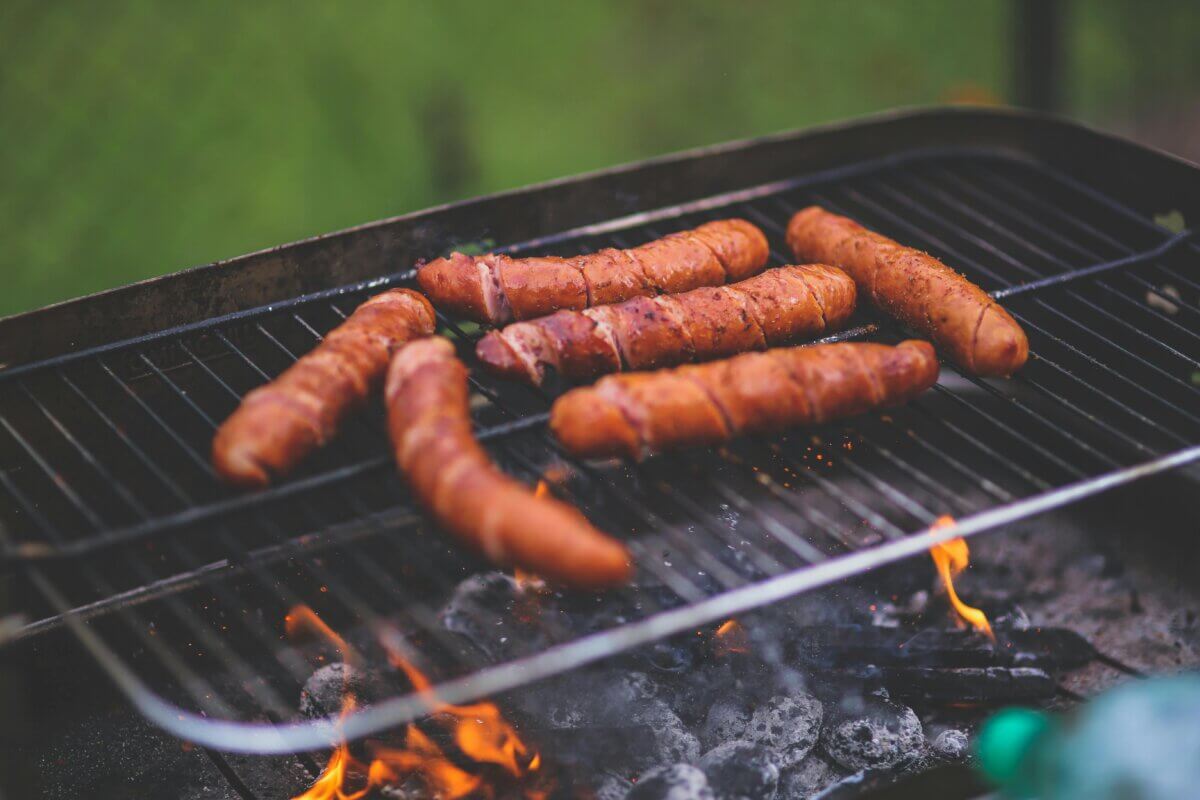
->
[2,147,1198,752]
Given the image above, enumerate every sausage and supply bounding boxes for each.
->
[786,206,1028,376]
[212,288,435,489]
[550,340,938,460]
[418,219,770,324]
[476,264,856,385]
[386,337,631,588]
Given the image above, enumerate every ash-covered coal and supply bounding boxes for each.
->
[819,694,924,772]
[628,764,715,800]
[699,741,781,800]
[930,728,969,761]
[298,662,387,718]
[702,693,822,770]
[777,754,846,799]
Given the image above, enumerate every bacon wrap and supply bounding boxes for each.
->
[212,288,435,489]
[476,264,856,385]
[386,337,631,588]
[550,340,938,460]
[417,219,769,324]
[786,206,1028,376]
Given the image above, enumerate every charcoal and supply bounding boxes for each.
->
[631,699,702,767]
[673,663,740,726]
[930,729,969,761]
[628,764,715,800]
[820,695,924,772]
[827,664,1057,705]
[777,754,846,800]
[792,625,1094,671]
[701,698,752,750]
[639,638,700,674]
[744,693,823,770]
[439,572,553,659]
[699,741,781,800]
[592,773,635,800]
[298,662,386,718]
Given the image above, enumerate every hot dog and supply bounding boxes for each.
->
[786,207,1027,376]
[212,288,435,489]
[476,264,856,385]
[418,219,770,324]
[386,337,631,588]
[550,340,938,460]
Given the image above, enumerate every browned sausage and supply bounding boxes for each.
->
[386,337,631,588]
[786,206,1028,376]
[476,264,856,385]
[418,219,770,323]
[550,340,938,460]
[212,288,435,489]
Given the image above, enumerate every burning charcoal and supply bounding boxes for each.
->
[699,741,781,800]
[632,699,702,767]
[744,693,823,770]
[820,695,924,772]
[298,662,386,718]
[930,729,969,761]
[777,754,846,800]
[628,764,715,800]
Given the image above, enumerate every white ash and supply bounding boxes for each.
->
[630,699,702,767]
[820,695,924,772]
[930,729,969,761]
[628,764,715,800]
[699,741,781,800]
[744,694,823,770]
[702,698,752,751]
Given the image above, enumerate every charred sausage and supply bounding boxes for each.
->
[786,207,1027,376]
[418,219,770,324]
[212,288,435,489]
[550,340,938,460]
[476,264,856,385]
[387,337,631,588]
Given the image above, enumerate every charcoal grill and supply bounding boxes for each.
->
[1,107,1198,757]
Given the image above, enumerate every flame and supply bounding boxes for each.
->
[928,517,995,642]
[533,480,549,499]
[713,619,749,656]
[289,607,542,800]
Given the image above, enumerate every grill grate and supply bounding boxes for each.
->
[2,148,1198,752]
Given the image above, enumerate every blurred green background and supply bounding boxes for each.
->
[1,0,1197,317]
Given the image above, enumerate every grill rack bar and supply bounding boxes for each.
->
[2,144,1198,753]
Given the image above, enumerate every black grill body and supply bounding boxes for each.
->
[0,108,1198,754]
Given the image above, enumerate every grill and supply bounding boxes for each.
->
[1,108,1198,756]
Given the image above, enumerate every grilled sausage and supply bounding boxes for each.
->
[786,207,1027,376]
[418,219,770,324]
[386,337,631,588]
[212,288,435,489]
[550,340,938,460]
[477,264,856,385]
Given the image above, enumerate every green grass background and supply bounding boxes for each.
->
[1,0,1197,316]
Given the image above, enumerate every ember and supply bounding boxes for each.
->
[928,516,995,642]
[712,619,749,656]
[289,605,542,799]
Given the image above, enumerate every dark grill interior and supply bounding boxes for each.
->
[1,147,1198,752]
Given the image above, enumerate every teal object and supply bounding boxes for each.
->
[976,674,1200,799]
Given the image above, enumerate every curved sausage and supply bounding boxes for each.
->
[550,340,939,460]
[476,264,856,385]
[786,206,1027,376]
[386,337,631,588]
[212,288,435,489]
[418,219,770,324]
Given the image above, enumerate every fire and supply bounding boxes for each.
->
[532,480,549,499]
[928,516,995,642]
[713,618,749,656]
[288,606,542,800]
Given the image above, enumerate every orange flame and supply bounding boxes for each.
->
[533,480,549,499]
[928,517,995,642]
[713,619,750,656]
[285,605,354,664]
[288,607,542,800]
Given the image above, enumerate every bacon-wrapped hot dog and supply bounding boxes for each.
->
[786,206,1027,376]
[550,340,938,460]
[418,219,769,324]
[477,264,856,386]
[212,288,435,489]
[387,337,630,588]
